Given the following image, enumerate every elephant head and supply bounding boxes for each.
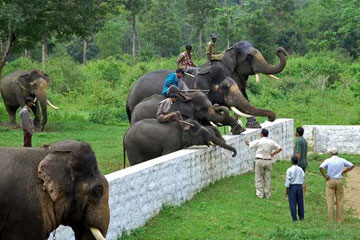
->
[195,66,276,121]
[38,140,109,240]
[222,40,288,82]
[182,119,237,157]
[18,70,59,130]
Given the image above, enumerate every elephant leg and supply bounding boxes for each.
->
[5,105,18,125]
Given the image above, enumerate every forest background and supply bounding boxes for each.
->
[0,0,360,173]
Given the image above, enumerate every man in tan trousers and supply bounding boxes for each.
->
[245,128,282,199]
[319,147,354,223]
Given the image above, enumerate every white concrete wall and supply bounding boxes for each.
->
[49,119,294,240]
[303,125,360,154]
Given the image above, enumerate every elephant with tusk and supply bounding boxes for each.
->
[0,70,59,131]
[0,140,109,240]
[126,41,287,128]
[124,119,237,166]
[131,92,245,135]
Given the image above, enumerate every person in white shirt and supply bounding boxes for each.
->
[319,147,355,223]
[245,128,282,199]
[286,156,305,221]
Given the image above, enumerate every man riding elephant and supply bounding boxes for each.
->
[126,40,288,128]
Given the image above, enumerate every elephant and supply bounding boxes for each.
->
[124,118,237,166]
[126,40,287,128]
[0,140,109,240]
[131,92,244,134]
[0,70,59,131]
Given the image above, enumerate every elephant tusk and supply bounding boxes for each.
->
[266,74,280,80]
[255,73,260,83]
[208,141,215,146]
[33,97,37,102]
[90,228,106,240]
[230,107,253,118]
[47,100,59,110]
[210,121,217,127]
[217,122,223,126]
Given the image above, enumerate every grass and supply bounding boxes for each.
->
[120,154,360,240]
[0,103,130,174]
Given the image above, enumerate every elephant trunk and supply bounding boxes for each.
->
[36,92,48,131]
[252,47,288,75]
[225,83,276,121]
[207,131,237,157]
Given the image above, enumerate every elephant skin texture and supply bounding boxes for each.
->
[0,70,58,131]
[0,140,110,240]
[124,119,237,166]
[131,93,244,134]
[126,41,287,127]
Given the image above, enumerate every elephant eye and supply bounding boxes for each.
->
[91,185,103,199]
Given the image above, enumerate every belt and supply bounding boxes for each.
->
[256,158,271,161]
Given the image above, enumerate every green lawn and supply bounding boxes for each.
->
[120,154,360,240]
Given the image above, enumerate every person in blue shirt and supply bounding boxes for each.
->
[162,68,189,97]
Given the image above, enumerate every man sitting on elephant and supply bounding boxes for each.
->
[161,68,189,97]
[156,92,190,130]
[206,33,223,62]
[176,45,199,75]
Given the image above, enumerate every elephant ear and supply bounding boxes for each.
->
[222,47,237,72]
[38,152,74,202]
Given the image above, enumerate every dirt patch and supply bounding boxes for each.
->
[345,167,360,218]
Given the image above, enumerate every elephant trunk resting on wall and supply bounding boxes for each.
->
[0,140,109,240]
[0,70,59,131]
[131,92,244,134]
[124,118,237,166]
[126,40,288,128]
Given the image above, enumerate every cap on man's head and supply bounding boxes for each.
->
[211,33,217,39]
[328,147,338,155]
[25,97,34,103]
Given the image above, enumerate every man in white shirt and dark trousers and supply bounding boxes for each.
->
[319,147,355,223]
[245,128,282,199]
[286,155,305,222]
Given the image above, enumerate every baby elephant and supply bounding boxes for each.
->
[124,118,237,166]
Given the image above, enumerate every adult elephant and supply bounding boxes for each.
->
[124,119,237,166]
[0,70,59,131]
[0,140,109,240]
[131,92,244,134]
[126,41,287,128]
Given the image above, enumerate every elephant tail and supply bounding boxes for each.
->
[123,134,127,169]
[126,103,132,123]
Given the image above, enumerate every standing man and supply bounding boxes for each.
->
[319,147,355,223]
[161,69,189,97]
[294,127,308,196]
[285,155,305,222]
[176,45,199,75]
[206,33,223,62]
[19,97,35,147]
[245,128,283,199]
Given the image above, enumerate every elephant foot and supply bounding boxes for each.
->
[246,118,262,129]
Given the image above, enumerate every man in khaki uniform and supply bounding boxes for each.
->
[206,33,223,62]
[319,147,354,223]
[19,97,35,147]
[245,128,282,199]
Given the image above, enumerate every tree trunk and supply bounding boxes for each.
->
[197,28,202,59]
[83,39,88,65]
[0,31,16,79]
[131,14,136,59]
[42,33,47,67]
[24,49,31,58]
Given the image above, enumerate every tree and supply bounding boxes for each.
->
[140,0,180,57]
[184,0,218,58]
[120,0,151,59]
